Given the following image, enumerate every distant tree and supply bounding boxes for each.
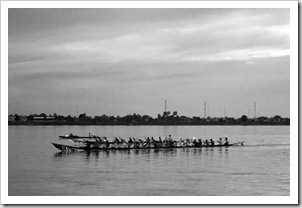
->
[66,115,74,122]
[258,116,268,120]
[274,115,282,120]
[27,114,34,121]
[241,115,248,122]
[39,113,47,117]
[14,114,20,121]
[56,115,66,121]
[79,113,86,119]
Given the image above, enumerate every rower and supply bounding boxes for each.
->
[120,138,126,144]
[224,137,229,146]
[167,135,173,147]
[193,137,197,147]
[217,138,223,145]
[128,137,133,143]
[198,139,202,147]
[204,140,209,146]
[151,137,155,143]
[114,137,120,144]
[210,139,214,146]
[96,137,102,143]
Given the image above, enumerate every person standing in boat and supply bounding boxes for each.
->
[104,137,110,148]
[167,135,173,147]
[157,137,162,148]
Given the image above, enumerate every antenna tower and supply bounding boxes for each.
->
[254,102,256,119]
[204,101,206,118]
[165,100,167,112]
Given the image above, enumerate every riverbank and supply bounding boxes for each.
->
[8,121,290,126]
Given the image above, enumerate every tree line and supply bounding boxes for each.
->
[9,112,290,125]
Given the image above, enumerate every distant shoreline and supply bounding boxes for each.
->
[8,123,290,126]
[8,113,290,126]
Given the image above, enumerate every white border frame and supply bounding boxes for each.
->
[1,1,298,204]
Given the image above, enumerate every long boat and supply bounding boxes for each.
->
[51,141,245,152]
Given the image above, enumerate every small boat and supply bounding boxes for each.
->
[59,133,99,139]
[51,141,245,152]
[59,134,80,139]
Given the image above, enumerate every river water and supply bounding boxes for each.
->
[8,125,289,196]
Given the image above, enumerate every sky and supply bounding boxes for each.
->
[8,8,290,118]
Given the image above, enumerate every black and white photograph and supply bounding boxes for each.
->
[1,1,298,205]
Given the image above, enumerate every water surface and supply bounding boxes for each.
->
[8,125,290,196]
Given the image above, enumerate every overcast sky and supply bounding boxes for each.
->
[8,8,290,118]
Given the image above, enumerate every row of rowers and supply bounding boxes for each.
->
[90,135,229,147]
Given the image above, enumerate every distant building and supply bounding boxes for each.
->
[33,116,55,122]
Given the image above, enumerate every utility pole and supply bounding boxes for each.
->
[204,101,206,119]
[254,102,256,119]
[165,100,167,112]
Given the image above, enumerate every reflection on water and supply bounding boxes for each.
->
[54,148,190,159]
[53,146,231,169]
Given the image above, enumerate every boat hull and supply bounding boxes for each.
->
[51,142,244,152]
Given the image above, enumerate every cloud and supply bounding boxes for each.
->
[8,8,290,76]
[8,8,290,117]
